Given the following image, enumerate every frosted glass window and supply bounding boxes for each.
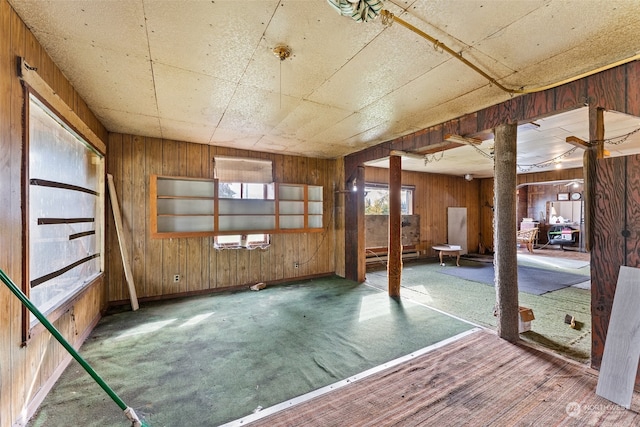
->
[309,202,323,215]
[280,215,305,229]
[308,186,323,201]
[27,94,104,326]
[157,199,214,215]
[218,199,275,215]
[279,185,304,200]
[218,215,276,231]
[216,180,273,244]
[309,216,323,228]
[157,178,215,197]
[157,216,214,233]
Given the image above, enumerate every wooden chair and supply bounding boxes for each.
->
[516,227,539,253]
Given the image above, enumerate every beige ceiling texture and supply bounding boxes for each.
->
[9,0,640,178]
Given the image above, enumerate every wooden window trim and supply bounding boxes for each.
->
[150,175,324,238]
[20,68,106,345]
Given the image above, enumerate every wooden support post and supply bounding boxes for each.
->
[345,166,366,282]
[493,123,519,342]
[388,155,402,297]
[107,174,139,311]
[583,106,605,252]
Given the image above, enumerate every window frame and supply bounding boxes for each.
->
[22,85,106,343]
[214,182,273,249]
[364,182,415,216]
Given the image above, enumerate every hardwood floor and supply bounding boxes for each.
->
[243,330,639,427]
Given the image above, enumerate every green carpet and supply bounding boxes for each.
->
[28,276,473,427]
[366,258,591,362]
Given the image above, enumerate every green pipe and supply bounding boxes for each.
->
[0,268,147,427]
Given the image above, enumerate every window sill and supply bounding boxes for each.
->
[24,273,104,345]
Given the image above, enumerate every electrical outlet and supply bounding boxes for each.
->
[173,274,180,282]
[294,262,299,268]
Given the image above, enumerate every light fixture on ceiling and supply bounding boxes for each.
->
[273,45,292,108]
[273,45,291,61]
[464,173,473,181]
[326,0,383,23]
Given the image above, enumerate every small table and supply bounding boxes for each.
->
[432,245,460,266]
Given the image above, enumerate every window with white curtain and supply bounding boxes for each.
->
[213,157,273,248]
[214,156,273,183]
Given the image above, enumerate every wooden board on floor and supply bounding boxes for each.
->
[248,330,640,427]
[596,265,640,408]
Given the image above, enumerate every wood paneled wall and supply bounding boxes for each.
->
[105,135,338,302]
[345,62,640,281]
[592,155,640,381]
[334,157,346,278]
[0,1,109,426]
[365,167,481,255]
[517,168,584,231]
[348,61,640,375]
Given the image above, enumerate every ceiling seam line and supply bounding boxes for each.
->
[141,0,163,139]
[207,1,282,144]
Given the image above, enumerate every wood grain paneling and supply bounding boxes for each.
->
[522,90,555,122]
[588,66,627,112]
[478,97,523,129]
[1,2,108,425]
[3,0,640,423]
[1,2,14,425]
[106,135,337,301]
[554,79,587,112]
[592,156,628,368]
[365,167,481,256]
[334,157,346,278]
[627,60,640,116]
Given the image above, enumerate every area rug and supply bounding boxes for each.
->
[437,262,588,295]
[517,252,590,270]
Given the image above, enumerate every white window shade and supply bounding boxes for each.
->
[214,156,273,183]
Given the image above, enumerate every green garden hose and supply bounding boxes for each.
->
[0,268,148,427]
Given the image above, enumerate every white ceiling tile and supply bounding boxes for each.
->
[209,127,262,150]
[11,0,149,56]
[153,63,235,125]
[22,33,157,116]
[95,109,161,137]
[144,0,278,83]
[272,100,353,141]
[8,0,640,176]
[158,119,216,145]
[400,0,547,48]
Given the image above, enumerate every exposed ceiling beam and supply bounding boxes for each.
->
[444,134,482,146]
[565,136,590,149]
[566,136,610,156]
[389,150,425,160]
[415,141,463,155]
